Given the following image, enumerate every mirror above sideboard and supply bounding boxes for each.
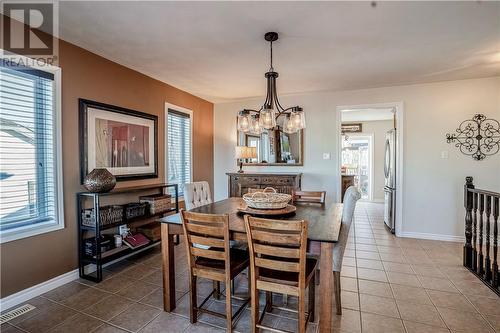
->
[236,117,303,166]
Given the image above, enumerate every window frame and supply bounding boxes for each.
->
[165,103,193,198]
[0,56,64,244]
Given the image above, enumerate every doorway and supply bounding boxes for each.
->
[335,102,404,236]
[341,134,374,201]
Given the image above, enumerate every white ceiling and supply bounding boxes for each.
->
[341,108,394,122]
[55,1,500,103]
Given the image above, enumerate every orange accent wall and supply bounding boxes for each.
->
[0,37,214,297]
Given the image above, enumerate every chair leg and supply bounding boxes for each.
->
[308,275,316,322]
[189,276,198,323]
[298,288,306,333]
[333,271,342,315]
[250,280,259,333]
[213,281,220,300]
[226,278,233,332]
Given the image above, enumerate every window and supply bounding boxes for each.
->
[167,108,192,195]
[0,61,63,243]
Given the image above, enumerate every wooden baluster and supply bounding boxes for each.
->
[478,194,485,276]
[493,197,499,288]
[485,195,492,281]
[473,192,478,271]
[464,177,474,268]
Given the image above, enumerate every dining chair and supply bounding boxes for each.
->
[184,181,212,210]
[244,215,317,333]
[292,190,326,205]
[292,191,326,286]
[180,210,250,332]
[306,186,361,314]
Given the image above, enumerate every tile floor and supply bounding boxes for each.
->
[2,202,499,333]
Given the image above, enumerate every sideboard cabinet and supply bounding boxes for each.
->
[226,172,302,197]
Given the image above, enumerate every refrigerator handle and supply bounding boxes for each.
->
[384,139,390,178]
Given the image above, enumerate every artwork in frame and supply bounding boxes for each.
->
[79,99,158,182]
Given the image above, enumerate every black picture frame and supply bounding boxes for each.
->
[79,99,158,182]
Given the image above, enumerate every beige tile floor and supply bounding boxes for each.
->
[2,202,499,333]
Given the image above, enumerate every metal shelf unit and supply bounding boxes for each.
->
[77,183,179,282]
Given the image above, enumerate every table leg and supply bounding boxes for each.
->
[319,242,334,333]
[161,223,176,311]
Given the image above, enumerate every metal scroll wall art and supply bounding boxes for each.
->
[446,114,500,160]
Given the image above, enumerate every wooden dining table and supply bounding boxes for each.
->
[159,197,343,333]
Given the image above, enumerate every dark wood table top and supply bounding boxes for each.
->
[159,197,342,243]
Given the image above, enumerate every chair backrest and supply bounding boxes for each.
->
[341,186,362,224]
[292,190,326,205]
[184,181,212,210]
[181,210,230,281]
[244,215,308,294]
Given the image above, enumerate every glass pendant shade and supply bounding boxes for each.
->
[250,115,264,134]
[237,111,251,132]
[259,107,276,129]
[283,115,296,134]
[290,109,306,130]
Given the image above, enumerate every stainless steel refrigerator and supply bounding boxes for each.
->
[384,129,396,233]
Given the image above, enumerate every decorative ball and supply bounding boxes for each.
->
[84,168,116,193]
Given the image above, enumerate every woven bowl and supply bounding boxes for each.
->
[243,187,292,209]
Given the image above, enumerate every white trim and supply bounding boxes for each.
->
[165,102,194,189]
[0,269,79,312]
[400,231,464,243]
[336,102,404,237]
[0,55,64,244]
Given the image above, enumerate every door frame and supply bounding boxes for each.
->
[335,102,404,236]
[341,133,375,201]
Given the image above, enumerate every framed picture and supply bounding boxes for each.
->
[79,99,158,182]
[341,123,363,134]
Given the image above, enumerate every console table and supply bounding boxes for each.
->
[226,172,302,197]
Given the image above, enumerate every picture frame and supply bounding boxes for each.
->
[79,99,158,182]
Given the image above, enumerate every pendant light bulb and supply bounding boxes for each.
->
[291,108,306,130]
[259,106,276,129]
[283,114,296,134]
[237,110,251,132]
[251,115,264,134]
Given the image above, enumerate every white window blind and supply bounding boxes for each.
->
[167,109,191,195]
[0,64,61,237]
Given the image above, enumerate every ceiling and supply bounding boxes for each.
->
[341,108,394,122]
[53,1,500,102]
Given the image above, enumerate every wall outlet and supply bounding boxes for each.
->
[441,151,449,159]
[323,153,331,160]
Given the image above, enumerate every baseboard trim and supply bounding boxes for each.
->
[400,231,464,242]
[0,269,79,311]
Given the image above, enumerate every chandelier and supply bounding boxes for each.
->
[237,32,305,135]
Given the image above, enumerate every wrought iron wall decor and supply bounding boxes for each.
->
[446,114,500,160]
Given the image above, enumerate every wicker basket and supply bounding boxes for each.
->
[140,194,172,215]
[124,202,148,220]
[242,187,292,210]
[82,205,123,227]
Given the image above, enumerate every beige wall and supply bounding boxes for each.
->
[214,77,500,239]
[342,120,394,201]
[0,39,214,297]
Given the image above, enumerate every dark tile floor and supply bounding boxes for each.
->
[2,202,499,332]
